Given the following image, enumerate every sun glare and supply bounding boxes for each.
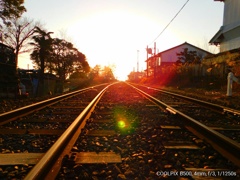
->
[66,7,185,82]
[68,10,164,81]
[17,6,182,81]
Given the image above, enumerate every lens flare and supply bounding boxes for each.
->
[113,106,139,134]
[117,120,126,128]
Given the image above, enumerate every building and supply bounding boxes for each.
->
[209,0,240,52]
[0,43,17,97]
[145,42,212,77]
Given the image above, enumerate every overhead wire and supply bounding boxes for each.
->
[148,0,190,46]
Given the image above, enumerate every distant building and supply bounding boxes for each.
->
[210,0,240,52]
[18,69,60,96]
[0,43,17,98]
[0,43,15,64]
[145,42,212,77]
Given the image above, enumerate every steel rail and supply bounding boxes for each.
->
[135,84,240,116]
[24,83,115,180]
[128,83,240,167]
[0,84,108,125]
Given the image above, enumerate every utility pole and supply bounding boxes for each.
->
[146,46,149,77]
[137,50,139,72]
[154,42,156,79]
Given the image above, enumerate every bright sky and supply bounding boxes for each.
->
[19,0,224,80]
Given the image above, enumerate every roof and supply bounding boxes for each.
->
[205,47,240,59]
[209,23,240,45]
[157,42,212,56]
[209,26,224,45]
[145,55,155,62]
[0,43,14,51]
[145,42,212,62]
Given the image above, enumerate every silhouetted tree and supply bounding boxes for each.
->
[2,17,41,66]
[0,0,26,25]
[102,66,115,81]
[90,65,101,79]
[69,71,87,79]
[74,51,90,74]
[176,48,201,65]
[50,38,89,81]
[89,65,115,83]
[30,26,53,95]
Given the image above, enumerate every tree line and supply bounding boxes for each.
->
[0,0,115,96]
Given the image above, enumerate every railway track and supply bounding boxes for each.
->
[0,82,239,179]
[0,84,107,179]
[133,84,240,142]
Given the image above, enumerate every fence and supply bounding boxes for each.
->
[154,62,239,89]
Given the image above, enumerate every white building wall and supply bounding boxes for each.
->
[220,36,240,52]
[160,44,209,63]
[223,0,240,26]
[219,0,240,52]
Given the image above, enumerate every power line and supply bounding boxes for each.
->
[148,0,190,46]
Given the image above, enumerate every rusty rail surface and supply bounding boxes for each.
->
[25,85,111,180]
[128,83,240,167]
[0,84,108,125]
[135,83,240,116]
[23,82,240,179]
[24,83,115,180]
